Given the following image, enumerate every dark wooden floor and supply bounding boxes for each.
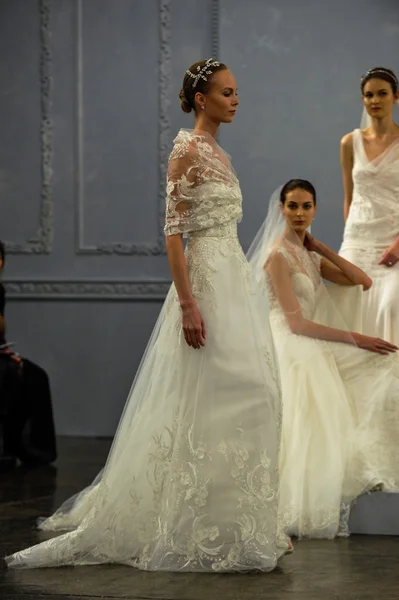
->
[0,438,398,600]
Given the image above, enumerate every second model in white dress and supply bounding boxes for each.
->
[340,128,399,343]
[248,180,399,540]
[265,236,399,538]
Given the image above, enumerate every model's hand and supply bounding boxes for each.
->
[181,301,206,349]
[304,232,321,253]
[352,332,398,355]
[379,239,399,267]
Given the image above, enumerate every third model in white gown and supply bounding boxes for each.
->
[339,128,399,343]
[5,130,285,572]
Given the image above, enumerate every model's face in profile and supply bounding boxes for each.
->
[363,78,398,119]
[196,70,239,123]
[281,189,316,233]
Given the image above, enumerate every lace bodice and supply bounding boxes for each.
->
[265,240,322,324]
[164,130,242,237]
[344,129,399,245]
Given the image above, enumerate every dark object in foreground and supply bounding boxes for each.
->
[0,353,57,470]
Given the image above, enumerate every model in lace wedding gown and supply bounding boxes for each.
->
[6,62,286,572]
[339,68,399,343]
[249,179,399,539]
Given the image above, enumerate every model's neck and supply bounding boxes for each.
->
[284,226,306,245]
[193,116,220,139]
[370,115,398,137]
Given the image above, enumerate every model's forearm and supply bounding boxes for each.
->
[165,235,195,307]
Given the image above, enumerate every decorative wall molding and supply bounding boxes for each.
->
[211,0,219,59]
[6,0,54,255]
[5,0,218,298]
[75,0,171,256]
[5,280,170,301]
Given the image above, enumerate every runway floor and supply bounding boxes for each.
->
[1,437,398,600]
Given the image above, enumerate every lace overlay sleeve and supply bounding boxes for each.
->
[309,251,322,272]
[164,139,203,237]
[164,131,242,237]
[265,246,294,273]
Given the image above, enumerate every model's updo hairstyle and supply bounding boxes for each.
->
[179,59,228,114]
[280,179,317,206]
[361,67,398,95]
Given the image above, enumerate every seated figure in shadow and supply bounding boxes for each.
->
[0,241,57,470]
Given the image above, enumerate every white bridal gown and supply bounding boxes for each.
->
[264,236,399,539]
[340,128,399,344]
[5,130,285,572]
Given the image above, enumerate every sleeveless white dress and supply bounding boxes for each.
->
[5,130,285,572]
[339,128,399,344]
[265,237,399,539]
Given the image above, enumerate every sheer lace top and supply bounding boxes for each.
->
[164,130,243,237]
[265,239,322,321]
[344,128,399,243]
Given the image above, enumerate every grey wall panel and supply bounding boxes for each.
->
[1,0,398,435]
[219,0,399,250]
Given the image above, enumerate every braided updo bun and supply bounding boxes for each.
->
[179,88,192,114]
[179,59,228,113]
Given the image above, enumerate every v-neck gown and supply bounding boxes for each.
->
[339,128,399,344]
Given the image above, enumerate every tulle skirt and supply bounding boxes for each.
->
[5,231,286,572]
[271,303,399,540]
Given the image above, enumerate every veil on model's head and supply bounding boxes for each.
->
[360,104,399,128]
[360,67,399,129]
[247,180,314,287]
[246,179,364,342]
[246,185,285,285]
